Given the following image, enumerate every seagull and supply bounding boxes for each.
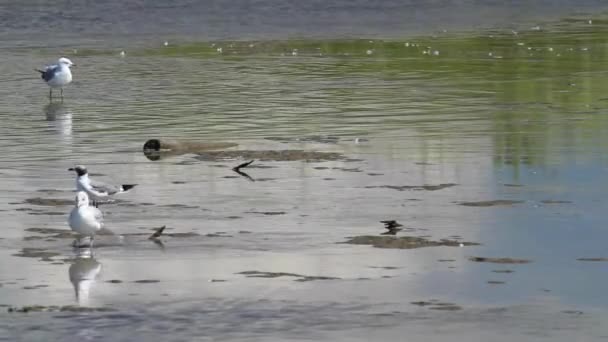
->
[68,165,137,203]
[69,191,103,247]
[36,57,75,101]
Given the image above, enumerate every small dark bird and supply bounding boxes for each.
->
[380,220,403,235]
[149,225,166,240]
[232,160,255,182]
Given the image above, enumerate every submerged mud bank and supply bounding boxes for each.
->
[194,150,345,162]
[143,139,238,160]
[237,271,340,282]
[343,235,479,249]
[458,200,524,207]
[468,257,532,264]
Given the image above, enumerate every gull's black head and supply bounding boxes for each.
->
[68,165,88,177]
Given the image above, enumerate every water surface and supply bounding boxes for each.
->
[2,2,608,341]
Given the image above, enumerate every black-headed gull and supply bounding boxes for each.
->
[68,165,137,203]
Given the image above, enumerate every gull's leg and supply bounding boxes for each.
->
[74,236,84,248]
[90,236,95,248]
[49,88,52,101]
[60,88,64,102]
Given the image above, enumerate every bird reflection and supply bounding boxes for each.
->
[44,102,73,142]
[68,248,102,306]
[45,102,71,121]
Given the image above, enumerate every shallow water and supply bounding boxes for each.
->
[3,1,608,341]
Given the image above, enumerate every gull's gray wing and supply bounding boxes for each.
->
[89,179,120,195]
[40,65,60,82]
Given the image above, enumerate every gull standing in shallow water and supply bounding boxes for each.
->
[36,57,75,101]
[69,165,137,204]
[69,191,103,247]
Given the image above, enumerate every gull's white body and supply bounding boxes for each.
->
[69,191,103,237]
[46,63,73,88]
[38,57,74,100]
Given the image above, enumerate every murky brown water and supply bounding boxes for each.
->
[2,1,608,341]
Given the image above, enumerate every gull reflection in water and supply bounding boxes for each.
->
[44,102,73,142]
[68,248,102,306]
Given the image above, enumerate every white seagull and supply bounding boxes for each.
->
[68,165,137,203]
[36,57,75,101]
[69,191,103,247]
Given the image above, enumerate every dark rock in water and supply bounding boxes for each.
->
[492,269,514,273]
[540,200,572,204]
[343,235,479,249]
[458,200,523,207]
[487,280,506,285]
[469,257,531,264]
[22,285,49,290]
[246,211,286,216]
[366,183,457,191]
[411,300,462,311]
[562,310,584,315]
[205,233,232,237]
[23,198,73,206]
[106,279,123,283]
[133,279,160,284]
[160,204,199,209]
[332,167,362,172]
[429,304,462,311]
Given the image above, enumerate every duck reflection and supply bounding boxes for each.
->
[44,102,73,142]
[68,248,102,306]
